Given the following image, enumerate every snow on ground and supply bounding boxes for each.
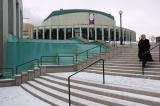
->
[52,72,160,93]
[1,72,160,106]
[0,86,51,106]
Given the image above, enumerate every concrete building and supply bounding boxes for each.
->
[23,23,34,39]
[0,0,23,72]
[32,9,136,42]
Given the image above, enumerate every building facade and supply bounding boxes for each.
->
[32,9,136,42]
[23,23,34,39]
[0,0,23,70]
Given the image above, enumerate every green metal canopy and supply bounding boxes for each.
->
[44,9,115,21]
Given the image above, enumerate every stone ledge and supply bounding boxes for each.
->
[0,79,15,87]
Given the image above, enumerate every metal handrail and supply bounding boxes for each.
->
[68,59,105,106]
[78,45,100,55]
[41,55,75,66]
[16,59,39,74]
[75,45,102,63]
[0,68,14,79]
[142,43,160,75]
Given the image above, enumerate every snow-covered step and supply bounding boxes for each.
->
[88,68,160,76]
[34,78,154,106]
[103,60,159,64]
[21,83,69,106]
[89,66,160,71]
[41,75,160,98]
[102,63,160,67]
[85,70,160,80]
[27,80,108,106]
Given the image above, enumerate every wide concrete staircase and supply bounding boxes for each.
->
[87,44,160,80]
[21,44,160,106]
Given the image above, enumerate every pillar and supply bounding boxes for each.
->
[42,27,45,39]
[87,26,89,40]
[49,27,52,40]
[80,27,82,38]
[108,27,111,42]
[64,27,66,40]
[57,27,59,40]
[72,26,74,38]
[102,27,104,41]
[95,26,97,41]
[36,27,38,39]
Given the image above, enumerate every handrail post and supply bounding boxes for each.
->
[76,55,78,64]
[100,45,102,53]
[73,56,74,64]
[41,56,42,66]
[87,50,89,58]
[12,68,14,79]
[68,77,71,106]
[57,56,59,65]
[16,67,18,75]
[102,59,105,84]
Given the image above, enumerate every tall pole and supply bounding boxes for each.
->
[119,10,123,45]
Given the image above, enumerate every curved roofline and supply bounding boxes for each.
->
[44,9,115,21]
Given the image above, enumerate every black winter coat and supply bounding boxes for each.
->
[138,39,153,61]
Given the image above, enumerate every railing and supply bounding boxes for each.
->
[68,59,105,106]
[0,68,14,79]
[142,43,160,75]
[16,59,39,75]
[41,55,75,66]
[75,45,102,63]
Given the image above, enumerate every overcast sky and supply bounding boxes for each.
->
[22,0,160,40]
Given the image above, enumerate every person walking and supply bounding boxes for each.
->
[138,34,153,67]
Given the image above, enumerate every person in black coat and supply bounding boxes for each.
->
[138,34,153,63]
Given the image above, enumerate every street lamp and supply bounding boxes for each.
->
[119,10,123,45]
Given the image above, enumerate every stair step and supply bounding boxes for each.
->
[27,80,108,106]
[43,75,160,98]
[87,68,160,76]
[21,83,69,106]
[35,76,159,106]
[86,70,160,80]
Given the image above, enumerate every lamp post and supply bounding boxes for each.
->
[119,10,123,45]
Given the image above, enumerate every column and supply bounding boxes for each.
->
[102,26,104,41]
[80,27,82,38]
[13,0,17,35]
[72,26,74,38]
[87,26,89,40]
[108,27,111,42]
[36,27,38,39]
[64,27,66,40]
[57,27,59,40]
[31,28,33,39]
[122,28,124,44]
[49,27,52,40]
[114,27,116,46]
[118,27,121,44]
[95,26,97,41]
[42,27,45,39]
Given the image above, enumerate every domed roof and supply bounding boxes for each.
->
[44,9,114,21]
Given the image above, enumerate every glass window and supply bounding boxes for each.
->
[44,29,49,39]
[33,30,36,39]
[97,28,102,40]
[74,28,80,37]
[59,28,64,40]
[82,28,87,39]
[38,29,43,39]
[104,28,108,41]
[51,28,57,40]
[89,28,95,40]
[66,28,72,39]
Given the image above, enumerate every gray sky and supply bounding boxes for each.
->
[22,0,160,40]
